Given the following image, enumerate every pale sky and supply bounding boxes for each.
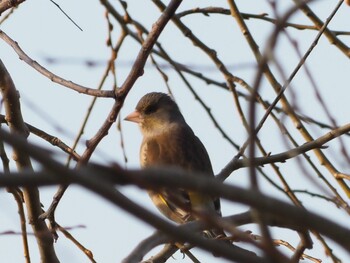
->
[0,0,349,262]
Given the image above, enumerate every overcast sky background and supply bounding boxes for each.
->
[0,0,350,262]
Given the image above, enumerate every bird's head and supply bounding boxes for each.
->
[125,92,184,135]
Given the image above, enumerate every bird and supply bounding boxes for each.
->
[124,92,226,240]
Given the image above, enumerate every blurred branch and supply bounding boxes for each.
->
[81,0,184,162]
[2,126,350,243]
[249,234,322,263]
[125,211,268,263]
[118,8,346,260]
[336,173,350,180]
[1,1,349,262]
[228,0,350,201]
[1,134,30,263]
[153,0,249,149]
[39,55,350,136]
[0,114,80,161]
[0,130,267,263]
[230,2,347,260]
[218,122,350,179]
[39,0,185,241]
[1,112,78,239]
[0,153,350,256]
[0,59,59,262]
[67,29,127,166]
[0,0,24,14]
[293,0,350,57]
[120,1,242,150]
[40,18,129,239]
[142,244,179,263]
[0,5,15,24]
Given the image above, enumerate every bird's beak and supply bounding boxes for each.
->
[124,110,142,123]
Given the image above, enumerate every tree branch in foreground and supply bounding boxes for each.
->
[0,60,59,263]
[1,163,350,260]
[0,128,349,259]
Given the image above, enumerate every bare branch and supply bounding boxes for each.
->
[0,59,59,262]
[81,0,184,162]
[218,122,350,178]
[0,0,25,14]
[176,7,350,36]
[0,160,350,256]
[39,0,185,241]
[0,30,114,97]
[0,114,80,161]
[294,0,350,57]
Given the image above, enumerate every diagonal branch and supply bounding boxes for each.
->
[293,0,350,57]
[0,0,25,14]
[82,0,184,162]
[218,122,350,180]
[0,155,350,257]
[0,30,114,97]
[0,59,59,263]
[39,0,185,235]
[176,7,350,36]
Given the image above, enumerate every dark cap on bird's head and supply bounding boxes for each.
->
[136,92,178,111]
[124,92,183,130]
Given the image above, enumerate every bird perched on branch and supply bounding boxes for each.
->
[125,92,226,240]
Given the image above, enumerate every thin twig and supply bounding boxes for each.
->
[0,30,113,97]
[57,224,96,263]
[176,7,350,36]
[48,0,83,31]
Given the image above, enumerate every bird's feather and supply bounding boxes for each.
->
[126,92,226,241]
[141,123,221,223]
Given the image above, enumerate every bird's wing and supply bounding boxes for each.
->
[141,134,193,223]
[141,124,213,174]
[164,124,222,218]
[141,124,222,221]
[148,189,193,224]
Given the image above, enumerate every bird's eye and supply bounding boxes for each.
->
[144,104,157,115]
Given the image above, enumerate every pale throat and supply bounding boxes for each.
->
[139,121,179,137]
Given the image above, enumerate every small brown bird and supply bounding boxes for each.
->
[125,92,225,239]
